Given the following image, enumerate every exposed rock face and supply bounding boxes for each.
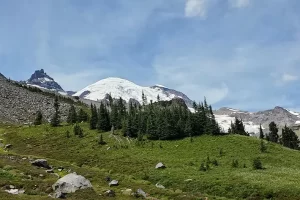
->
[214,106,300,133]
[31,159,51,169]
[0,75,71,124]
[51,173,92,198]
[27,69,64,92]
[109,180,119,187]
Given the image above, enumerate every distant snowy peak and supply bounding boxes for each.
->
[73,77,193,107]
[26,69,65,93]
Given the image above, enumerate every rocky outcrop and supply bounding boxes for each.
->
[51,173,92,198]
[0,76,72,124]
[27,69,64,92]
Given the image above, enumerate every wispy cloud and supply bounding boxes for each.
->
[282,73,298,82]
[185,0,208,18]
[229,0,250,8]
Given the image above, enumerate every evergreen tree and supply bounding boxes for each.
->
[50,96,60,127]
[97,103,110,132]
[67,104,77,124]
[77,108,88,122]
[98,134,106,145]
[231,118,247,136]
[259,124,264,139]
[146,112,157,139]
[157,94,160,102]
[260,140,267,153]
[269,121,279,143]
[184,114,193,141]
[34,110,43,125]
[73,123,83,137]
[89,104,98,130]
[281,125,299,150]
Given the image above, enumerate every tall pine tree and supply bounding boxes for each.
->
[50,96,60,127]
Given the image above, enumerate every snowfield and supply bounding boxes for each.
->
[215,115,261,134]
[74,77,176,104]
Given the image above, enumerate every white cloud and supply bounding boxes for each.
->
[282,73,298,82]
[185,0,208,18]
[229,0,250,8]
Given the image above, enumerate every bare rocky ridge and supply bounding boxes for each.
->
[0,75,71,124]
[214,107,300,133]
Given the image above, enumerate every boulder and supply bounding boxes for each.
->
[5,189,25,195]
[109,180,119,187]
[121,189,132,196]
[155,183,165,189]
[31,159,50,169]
[51,173,92,198]
[155,162,166,169]
[105,190,116,197]
[136,188,147,198]
[5,144,12,149]
[46,169,54,173]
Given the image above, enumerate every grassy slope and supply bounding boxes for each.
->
[0,124,300,199]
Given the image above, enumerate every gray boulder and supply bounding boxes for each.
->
[136,188,147,198]
[155,183,165,189]
[109,180,119,187]
[31,159,50,169]
[5,144,12,149]
[155,162,166,169]
[51,173,92,198]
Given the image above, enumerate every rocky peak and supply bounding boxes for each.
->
[26,69,64,92]
[28,69,53,82]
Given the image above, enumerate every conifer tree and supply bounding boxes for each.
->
[184,114,193,140]
[97,103,110,132]
[34,110,43,125]
[89,104,98,130]
[77,108,88,122]
[50,96,60,127]
[259,124,264,139]
[67,104,77,124]
[269,121,279,143]
[281,125,299,150]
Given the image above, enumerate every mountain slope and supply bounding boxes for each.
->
[26,69,66,94]
[0,74,72,124]
[73,77,193,107]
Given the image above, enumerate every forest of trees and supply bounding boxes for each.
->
[45,91,300,150]
[87,95,222,140]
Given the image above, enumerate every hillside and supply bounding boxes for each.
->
[0,75,78,124]
[1,123,300,199]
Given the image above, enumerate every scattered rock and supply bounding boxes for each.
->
[105,176,111,182]
[31,159,50,169]
[136,188,147,198]
[58,167,64,172]
[22,157,27,160]
[109,180,119,187]
[184,179,193,182]
[48,191,65,199]
[155,162,166,169]
[5,144,12,149]
[5,189,25,195]
[155,183,165,189]
[107,147,111,150]
[9,185,15,189]
[105,190,116,197]
[121,188,132,196]
[51,173,92,198]
[46,169,54,173]
[39,174,45,177]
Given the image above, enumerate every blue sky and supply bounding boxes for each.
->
[0,0,300,111]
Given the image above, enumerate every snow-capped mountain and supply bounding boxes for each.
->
[26,69,66,94]
[73,77,193,107]
[214,106,300,135]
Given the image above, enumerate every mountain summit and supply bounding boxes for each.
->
[73,77,193,107]
[26,69,65,93]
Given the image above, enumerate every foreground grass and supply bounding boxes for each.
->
[0,123,300,199]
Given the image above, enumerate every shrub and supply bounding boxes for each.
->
[253,158,263,170]
[232,159,239,168]
[260,140,267,153]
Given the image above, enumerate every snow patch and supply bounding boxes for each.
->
[215,115,261,134]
